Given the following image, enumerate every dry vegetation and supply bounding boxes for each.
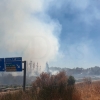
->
[0,72,100,100]
[76,81,100,100]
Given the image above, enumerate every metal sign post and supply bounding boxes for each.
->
[22,61,26,91]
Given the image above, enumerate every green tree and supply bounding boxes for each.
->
[68,76,75,85]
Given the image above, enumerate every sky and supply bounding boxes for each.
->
[0,0,100,69]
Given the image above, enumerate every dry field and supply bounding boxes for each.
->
[0,81,100,100]
[1,72,100,100]
[76,81,100,100]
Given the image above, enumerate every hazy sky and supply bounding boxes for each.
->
[49,0,100,68]
[0,0,100,69]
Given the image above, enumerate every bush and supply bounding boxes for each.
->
[68,76,75,86]
[31,71,67,100]
[31,71,81,100]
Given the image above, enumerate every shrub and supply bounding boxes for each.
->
[68,76,75,86]
[31,71,81,100]
[31,71,67,100]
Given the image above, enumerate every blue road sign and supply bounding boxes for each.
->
[0,58,5,71]
[5,57,22,72]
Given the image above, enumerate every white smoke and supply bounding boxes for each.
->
[0,0,61,72]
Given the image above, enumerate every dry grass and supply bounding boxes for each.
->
[1,72,100,100]
[76,81,100,100]
[0,90,34,100]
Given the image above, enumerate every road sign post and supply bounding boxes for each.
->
[22,61,26,92]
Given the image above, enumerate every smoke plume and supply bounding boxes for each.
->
[0,0,61,71]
